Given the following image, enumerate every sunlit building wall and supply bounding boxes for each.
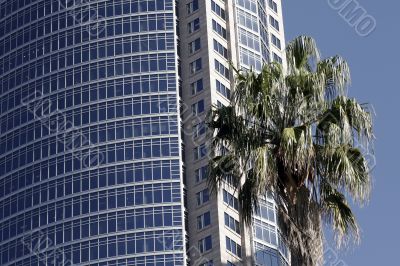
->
[180,0,289,265]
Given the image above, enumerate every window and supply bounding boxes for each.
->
[190,58,202,74]
[226,236,242,258]
[188,18,201,33]
[268,0,278,13]
[223,189,239,210]
[271,34,281,49]
[212,19,227,39]
[238,28,260,51]
[193,121,206,138]
[223,174,236,186]
[189,38,201,54]
[273,52,282,64]
[255,201,276,223]
[196,188,210,205]
[236,0,257,12]
[254,244,281,266]
[187,0,199,14]
[197,211,211,229]
[224,213,240,234]
[227,262,236,266]
[200,261,214,266]
[269,16,280,31]
[213,39,228,59]
[195,165,208,183]
[194,143,207,160]
[192,99,205,115]
[237,9,259,32]
[211,0,226,19]
[214,59,229,79]
[198,235,212,253]
[216,80,230,99]
[191,79,204,95]
[254,220,277,245]
[278,233,290,260]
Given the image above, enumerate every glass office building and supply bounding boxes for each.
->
[0,0,186,265]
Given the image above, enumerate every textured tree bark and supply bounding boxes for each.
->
[277,187,324,266]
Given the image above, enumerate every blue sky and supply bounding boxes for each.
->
[283,0,399,265]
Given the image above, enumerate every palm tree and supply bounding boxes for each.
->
[207,36,374,265]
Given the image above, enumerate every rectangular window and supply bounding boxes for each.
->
[211,0,226,19]
[271,34,281,49]
[189,38,201,54]
[193,121,206,138]
[269,16,280,31]
[238,28,260,51]
[214,59,229,79]
[237,9,259,32]
[194,143,207,160]
[192,99,205,115]
[195,165,208,183]
[236,0,256,12]
[187,0,199,14]
[255,201,276,223]
[268,0,278,13]
[196,188,210,205]
[212,19,227,39]
[226,236,242,258]
[190,58,202,74]
[223,175,235,186]
[224,213,240,234]
[223,189,239,210]
[273,52,282,64]
[197,211,211,229]
[198,235,212,253]
[191,79,204,95]
[227,261,236,266]
[213,39,228,59]
[215,79,230,99]
[188,18,201,33]
[254,220,277,245]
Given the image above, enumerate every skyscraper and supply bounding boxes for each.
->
[0,0,288,265]
[0,0,186,265]
[180,0,289,265]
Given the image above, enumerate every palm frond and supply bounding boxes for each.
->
[286,36,320,71]
[333,96,374,141]
[317,56,351,97]
[319,144,371,203]
[207,154,241,193]
[279,126,314,175]
[321,180,360,245]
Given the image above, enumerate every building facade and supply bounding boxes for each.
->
[0,0,186,265]
[0,0,288,265]
[179,0,289,265]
